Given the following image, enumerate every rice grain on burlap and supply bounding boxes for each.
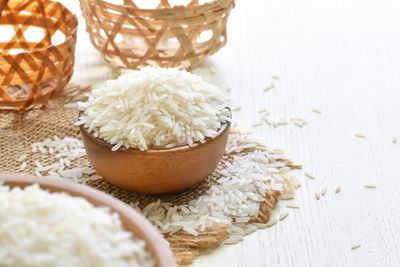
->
[0,85,300,265]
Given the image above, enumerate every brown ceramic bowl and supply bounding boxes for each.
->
[0,174,176,267]
[79,119,231,194]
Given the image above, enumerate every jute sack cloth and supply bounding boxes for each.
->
[0,85,300,265]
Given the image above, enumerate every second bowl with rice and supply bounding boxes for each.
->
[0,174,176,267]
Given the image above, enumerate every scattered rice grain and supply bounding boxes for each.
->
[279,211,289,221]
[315,191,320,200]
[19,162,27,171]
[304,172,315,180]
[183,227,199,236]
[277,119,288,126]
[64,103,77,109]
[244,225,258,235]
[264,118,272,125]
[321,186,327,196]
[17,154,27,162]
[335,185,341,193]
[251,122,263,127]
[311,107,321,114]
[265,217,278,228]
[280,193,295,200]
[293,121,304,128]
[224,235,243,245]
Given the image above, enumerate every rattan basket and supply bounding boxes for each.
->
[79,0,234,69]
[0,0,77,111]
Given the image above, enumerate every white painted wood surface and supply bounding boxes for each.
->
[61,0,400,266]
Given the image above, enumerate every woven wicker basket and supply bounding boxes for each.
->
[0,0,77,111]
[79,0,234,69]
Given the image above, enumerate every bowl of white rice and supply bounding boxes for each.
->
[77,67,231,194]
[0,174,176,267]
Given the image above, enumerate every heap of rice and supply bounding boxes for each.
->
[131,132,299,243]
[0,184,154,267]
[76,67,231,151]
[29,136,101,184]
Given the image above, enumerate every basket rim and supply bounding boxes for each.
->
[0,0,78,58]
[82,0,234,13]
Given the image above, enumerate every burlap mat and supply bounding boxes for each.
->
[0,85,300,265]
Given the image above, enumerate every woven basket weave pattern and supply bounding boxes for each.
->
[80,0,234,69]
[0,0,77,110]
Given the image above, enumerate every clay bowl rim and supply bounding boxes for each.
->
[0,0,78,58]
[79,111,231,154]
[0,174,176,267]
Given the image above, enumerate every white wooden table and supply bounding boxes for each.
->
[61,0,400,266]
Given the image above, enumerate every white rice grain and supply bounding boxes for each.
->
[277,119,288,126]
[311,107,321,114]
[265,217,278,227]
[17,154,27,162]
[244,225,258,235]
[251,122,263,127]
[183,227,198,236]
[293,121,304,128]
[304,172,315,180]
[19,162,27,171]
[315,191,321,200]
[280,193,295,200]
[235,217,250,223]
[279,211,289,221]
[224,235,243,245]
[335,185,341,193]
[321,186,327,196]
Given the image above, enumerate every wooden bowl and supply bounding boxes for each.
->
[80,121,231,194]
[0,174,176,267]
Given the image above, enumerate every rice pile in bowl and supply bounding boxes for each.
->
[0,183,154,267]
[76,67,231,151]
